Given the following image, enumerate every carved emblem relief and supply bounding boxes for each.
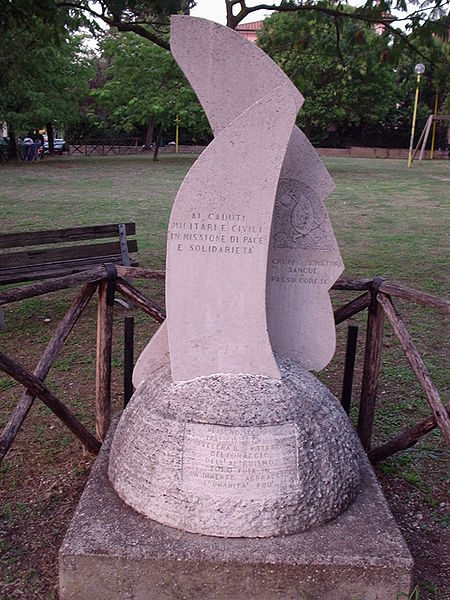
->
[272,179,336,251]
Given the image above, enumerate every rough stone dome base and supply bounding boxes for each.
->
[108,358,362,538]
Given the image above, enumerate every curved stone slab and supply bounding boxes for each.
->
[134,17,304,385]
[170,16,303,135]
[132,321,170,389]
[267,127,344,371]
[171,15,341,372]
[166,83,301,381]
[134,16,341,384]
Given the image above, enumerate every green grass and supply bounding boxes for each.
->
[1,154,448,441]
[325,157,449,288]
[1,153,448,422]
[0,153,449,599]
[1,154,195,268]
[2,154,448,282]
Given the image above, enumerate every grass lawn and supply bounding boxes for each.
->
[0,153,449,598]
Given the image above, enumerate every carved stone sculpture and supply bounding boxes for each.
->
[109,16,361,538]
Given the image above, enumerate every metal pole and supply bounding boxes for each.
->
[341,325,358,416]
[430,93,438,160]
[408,73,421,168]
[124,315,134,408]
[175,114,180,154]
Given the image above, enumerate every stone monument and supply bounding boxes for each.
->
[110,14,359,537]
[60,16,413,599]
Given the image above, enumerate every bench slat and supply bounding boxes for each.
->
[0,256,139,284]
[0,223,136,249]
[0,240,138,269]
[0,255,121,278]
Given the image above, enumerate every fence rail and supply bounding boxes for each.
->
[0,266,448,465]
[68,139,139,157]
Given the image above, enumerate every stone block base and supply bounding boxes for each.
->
[59,419,414,599]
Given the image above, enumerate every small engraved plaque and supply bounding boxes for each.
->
[181,422,298,498]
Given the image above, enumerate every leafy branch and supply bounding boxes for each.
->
[56,0,194,50]
[225,0,447,62]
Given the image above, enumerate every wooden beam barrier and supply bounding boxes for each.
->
[0,265,108,305]
[115,266,166,282]
[0,351,100,455]
[334,292,370,325]
[378,281,450,313]
[357,277,385,451]
[331,277,374,291]
[115,278,166,323]
[369,405,450,463]
[0,283,97,464]
[95,266,116,441]
[0,267,165,307]
[377,292,450,448]
[1,267,447,315]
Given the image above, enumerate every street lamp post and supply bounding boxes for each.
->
[408,63,425,168]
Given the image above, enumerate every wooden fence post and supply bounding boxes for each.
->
[357,277,385,450]
[95,266,116,441]
[378,292,450,448]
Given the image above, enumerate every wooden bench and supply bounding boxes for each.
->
[0,223,138,328]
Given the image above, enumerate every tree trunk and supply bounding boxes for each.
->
[181,0,191,14]
[152,125,163,162]
[145,116,155,150]
[7,124,18,160]
[46,122,55,154]
[304,117,311,140]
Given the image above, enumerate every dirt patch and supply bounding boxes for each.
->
[378,471,450,599]
[0,445,93,599]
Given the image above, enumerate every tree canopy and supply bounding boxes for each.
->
[90,31,211,152]
[2,1,448,61]
[258,9,397,144]
[1,0,448,153]
[0,8,93,150]
[226,1,448,57]
[257,6,449,146]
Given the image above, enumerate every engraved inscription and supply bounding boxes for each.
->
[269,256,342,286]
[181,422,298,499]
[168,212,265,256]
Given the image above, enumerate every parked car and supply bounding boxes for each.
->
[43,136,68,155]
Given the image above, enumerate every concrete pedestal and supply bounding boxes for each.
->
[59,419,414,600]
